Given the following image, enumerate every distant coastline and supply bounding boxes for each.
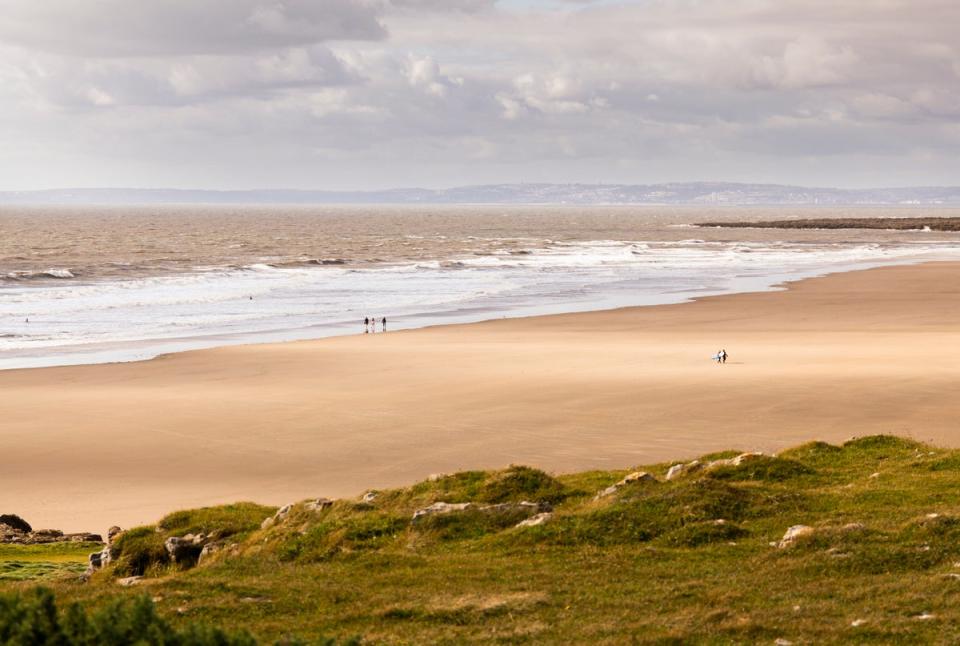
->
[3,182,960,206]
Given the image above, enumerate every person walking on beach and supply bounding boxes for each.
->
[720,349,728,364]
[364,317,369,333]
[381,316,387,332]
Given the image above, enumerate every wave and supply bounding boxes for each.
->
[4,268,76,281]
[275,258,349,267]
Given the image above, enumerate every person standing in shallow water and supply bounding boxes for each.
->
[382,316,387,332]
[364,317,369,333]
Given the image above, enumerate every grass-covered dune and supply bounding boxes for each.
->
[697,216,960,231]
[7,435,960,644]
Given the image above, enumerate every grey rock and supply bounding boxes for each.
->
[596,471,657,498]
[304,498,334,512]
[412,500,549,523]
[665,460,702,481]
[262,503,293,529]
[777,525,815,549]
[515,512,553,528]
[412,502,472,521]
[197,542,222,565]
[164,535,206,565]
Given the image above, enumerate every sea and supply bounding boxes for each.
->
[2,204,960,370]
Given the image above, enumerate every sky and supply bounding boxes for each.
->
[0,0,958,191]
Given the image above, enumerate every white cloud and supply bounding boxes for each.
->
[1,0,960,190]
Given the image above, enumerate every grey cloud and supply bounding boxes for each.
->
[0,0,386,57]
[389,0,496,12]
[2,0,960,190]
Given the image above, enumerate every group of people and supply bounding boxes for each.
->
[364,316,387,333]
[714,349,728,364]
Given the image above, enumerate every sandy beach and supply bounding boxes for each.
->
[3,261,960,533]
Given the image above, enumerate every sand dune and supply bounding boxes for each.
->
[3,261,960,533]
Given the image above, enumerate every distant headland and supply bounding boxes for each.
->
[3,182,960,206]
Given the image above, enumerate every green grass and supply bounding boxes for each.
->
[9,436,960,643]
[0,543,100,582]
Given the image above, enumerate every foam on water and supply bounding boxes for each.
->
[1,238,959,369]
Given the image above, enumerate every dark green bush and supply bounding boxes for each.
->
[0,587,257,645]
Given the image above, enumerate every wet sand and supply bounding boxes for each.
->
[3,261,960,533]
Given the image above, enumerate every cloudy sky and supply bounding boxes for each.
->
[0,0,957,190]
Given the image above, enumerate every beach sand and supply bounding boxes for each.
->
[3,261,960,533]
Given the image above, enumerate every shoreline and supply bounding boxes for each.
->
[2,250,954,372]
[3,260,960,533]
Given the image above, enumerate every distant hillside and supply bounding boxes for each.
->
[3,182,960,206]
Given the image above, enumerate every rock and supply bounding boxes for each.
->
[729,452,765,466]
[117,576,143,587]
[412,500,549,523]
[665,453,766,481]
[84,544,115,580]
[427,473,447,482]
[197,542,222,565]
[774,639,793,646]
[665,460,702,481]
[304,498,334,512]
[107,526,123,545]
[412,502,472,521]
[851,619,867,627]
[621,471,657,485]
[29,529,64,544]
[596,471,658,498]
[164,535,207,565]
[262,503,294,529]
[515,512,553,528]
[777,525,815,549]
[362,491,378,503]
[0,514,32,533]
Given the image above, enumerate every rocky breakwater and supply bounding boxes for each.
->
[0,514,102,545]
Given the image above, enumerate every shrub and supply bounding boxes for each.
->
[842,435,925,454]
[707,456,812,482]
[159,503,276,539]
[0,587,258,645]
[110,527,168,577]
[659,521,749,547]
[477,466,569,504]
[278,512,408,562]
[413,507,535,541]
